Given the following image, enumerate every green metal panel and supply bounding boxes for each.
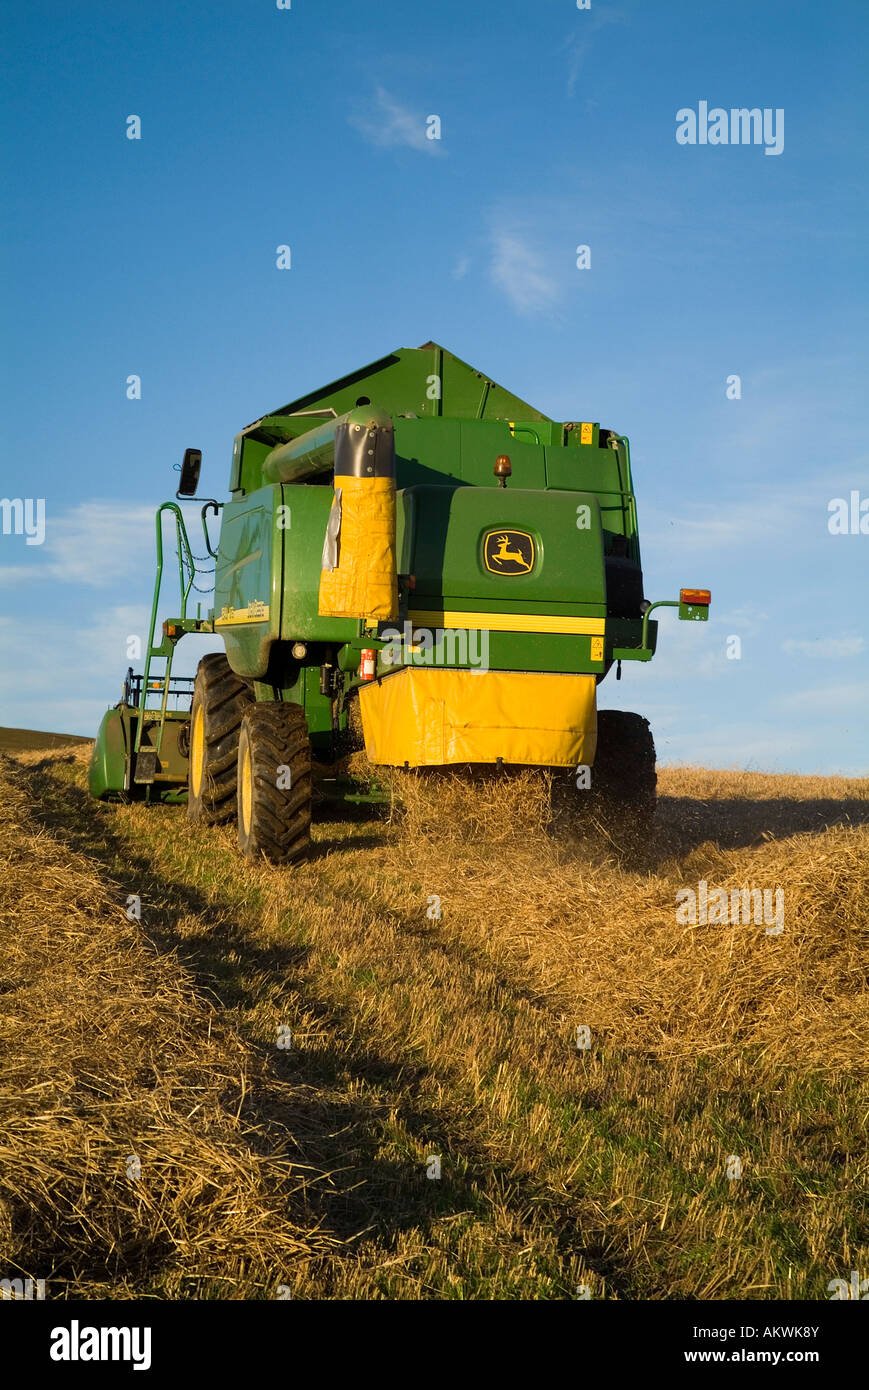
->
[401,485,606,611]
[215,481,360,675]
[608,617,658,659]
[545,444,622,496]
[88,707,130,798]
[396,488,416,574]
[300,666,335,751]
[234,345,553,495]
[395,418,463,489]
[545,444,636,540]
[230,435,270,494]
[260,343,549,425]
[213,485,282,678]
[269,664,338,757]
[384,629,605,676]
[457,421,547,488]
[394,418,547,490]
[278,485,360,645]
[507,420,561,447]
[135,710,191,783]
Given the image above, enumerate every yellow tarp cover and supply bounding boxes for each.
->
[359,668,598,767]
[318,475,398,621]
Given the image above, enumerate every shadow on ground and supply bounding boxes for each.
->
[14,755,637,1296]
[654,794,869,857]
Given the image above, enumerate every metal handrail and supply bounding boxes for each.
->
[133,503,200,756]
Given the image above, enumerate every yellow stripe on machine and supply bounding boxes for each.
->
[408,609,605,636]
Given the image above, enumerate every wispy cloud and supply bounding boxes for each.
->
[0,601,222,734]
[716,603,769,638]
[0,500,161,588]
[565,8,628,97]
[655,723,823,773]
[349,86,442,154]
[641,476,857,556]
[489,230,559,316]
[782,635,865,660]
[0,602,146,731]
[779,680,869,714]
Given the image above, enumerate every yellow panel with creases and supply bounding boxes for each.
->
[318,476,398,620]
[359,668,597,768]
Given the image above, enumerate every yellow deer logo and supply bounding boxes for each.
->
[485,530,534,574]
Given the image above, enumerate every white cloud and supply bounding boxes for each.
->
[565,9,628,97]
[782,635,865,659]
[778,681,869,714]
[0,601,222,735]
[640,472,869,557]
[717,604,769,638]
[657,728,813,773]
[489,230,559,316]
[644,496,795,551]
[0,500,163,588]
[349,87,441,154]
[0,566,28,586]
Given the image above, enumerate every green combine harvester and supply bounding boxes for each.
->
[89,343,710,862]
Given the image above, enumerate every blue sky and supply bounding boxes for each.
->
[1,0,867,772]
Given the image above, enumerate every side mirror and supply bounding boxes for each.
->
[177,448,202,496]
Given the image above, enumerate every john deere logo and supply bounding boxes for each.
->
[484,529,535,575]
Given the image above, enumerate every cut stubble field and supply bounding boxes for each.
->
[0,741,866,1300]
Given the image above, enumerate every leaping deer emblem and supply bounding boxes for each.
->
[490,533,532,571]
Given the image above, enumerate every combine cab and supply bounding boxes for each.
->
[89,343,710,861]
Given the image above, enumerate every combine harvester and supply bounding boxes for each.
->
[89,344,710,862]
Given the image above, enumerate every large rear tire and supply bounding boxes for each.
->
[590,709,657,839]
[237,702,312,864]
[187,654,252,825]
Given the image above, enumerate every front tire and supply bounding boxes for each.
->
[187,654,252,825]
[237,702,312,864]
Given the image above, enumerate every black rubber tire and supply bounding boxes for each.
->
[236,702,312,864]
[590,709,657,837]
[187,653,252,825]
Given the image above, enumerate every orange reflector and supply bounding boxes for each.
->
[680,588,710,606]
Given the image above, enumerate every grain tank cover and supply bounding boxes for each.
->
[231,344,553,495]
